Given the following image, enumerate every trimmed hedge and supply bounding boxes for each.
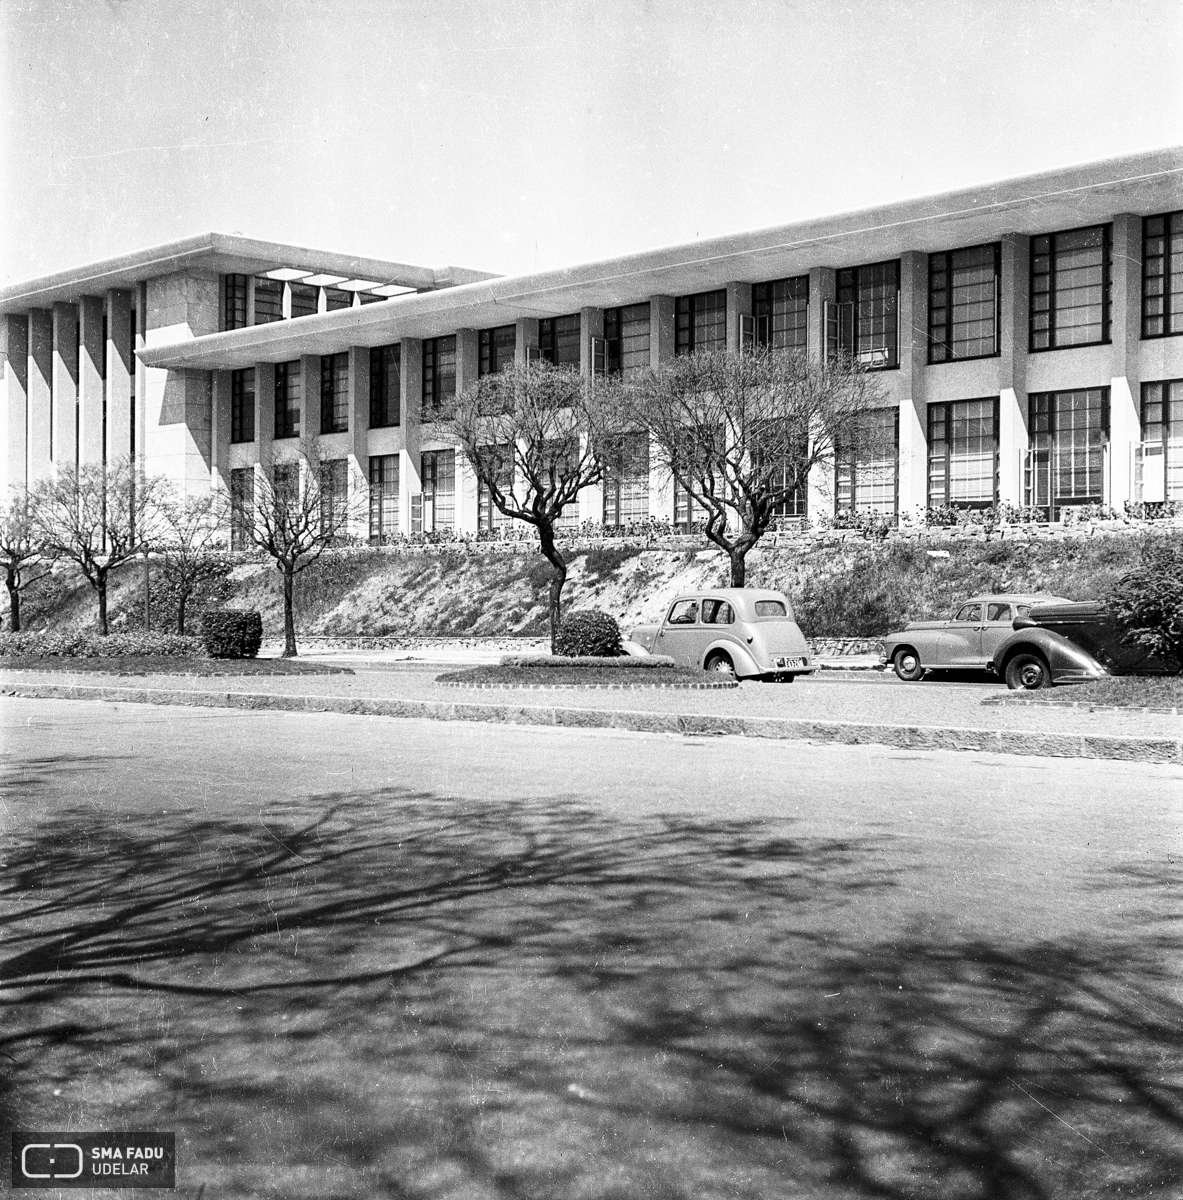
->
[501,654,675,669]
[554,610,622,658]
[201,610,264,659]
[0,631,203,658]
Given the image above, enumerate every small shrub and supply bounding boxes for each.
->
[1109,536,1183,671]
[0,631,202,658]
[554,609,622,658]
[201,610,264,659]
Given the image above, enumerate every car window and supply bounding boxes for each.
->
[954,603,983,622]
[986,603,1013,623]
[753,600,788,618]
[1015,605,1031,620]
[701,599,735,625]
[666,599,698,625]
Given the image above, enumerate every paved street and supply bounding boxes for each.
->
[2,697,1182,1198]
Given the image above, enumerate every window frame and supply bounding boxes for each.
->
[835,260,900,370]
[320,352,349,435]
[369,344,401,429]
[273,361,301,440]
[230,367,255,444]
[927,243,1001,364]
[1025,387,1111,515]
[675,290,727,356]
[751,276,809,351]
[421,336,456,420]
[1028,224,1112,353]
[368,454,400,544]
[539,314,582,366]
[603,303,651,378]
[1142,211,1183,339]
[926,397,1000,509]
[478,325,517,377]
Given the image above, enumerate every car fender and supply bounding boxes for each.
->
[703,639,761,678]
[630,624,661,654]
[992,628,1108,681]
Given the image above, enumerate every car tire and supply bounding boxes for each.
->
[1005,652,1050,691]
[704,652,736,680]
[892,648,924,682]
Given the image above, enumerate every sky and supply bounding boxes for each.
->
[2,0,1181,286]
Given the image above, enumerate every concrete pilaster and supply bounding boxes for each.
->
[896,251,928,516]
[1108,213,1142,507]
[346,345,369,539]
[27,311,52,483]
[514,319,539,365]
[51,302,78,470]
[254,363,275,464]
[210,371,232,495]
[806,268,836,363]
[650,296,675,368]
[456,329,478,396]
[400,339,423,533]
[5,315,28,490]
[725,282,752,352]
[135,283,148,475]
[580,307,604,379]
[998,234,1030,506]
[105,290,132,467]
[78,295,104,467]
[299,354,319,441]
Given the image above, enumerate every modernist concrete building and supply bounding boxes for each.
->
[1,148,1181,543]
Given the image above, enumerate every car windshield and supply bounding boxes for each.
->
[753,599,789,618]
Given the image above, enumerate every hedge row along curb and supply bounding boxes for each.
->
[4,682,1181,763]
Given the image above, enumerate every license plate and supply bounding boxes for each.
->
[776,657,806,669]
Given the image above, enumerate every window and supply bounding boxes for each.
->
[231,368,255,444]
[369,454,400,542]
[666,599,698,625]
[477,444,513,533]
[673,483,704,531]
[603,303,651,377]
[1026,388,1109,514]
[229,468,254,550]
[836,407,898,515]
[320,353,349,434]
[272,461,300,516]
[224,275,248,331]
[325,287,354,313]
[675,290,727,355]
[835,261,899,368]
[422,336,456,419]
[1143,212,1183,338]
[289,282,318,319]
[369,344,401,428]
[1138,379,1183,502]
[928,244,1000,362]
[253,276,283,325]
[601,431,649,527]
[420,449,456,530]
[751,419,808,520]
[479,325,516,376]
[927,398,999,508]
[701,599,734,625]
[751,276,808,350]
[538,314,581,366]
[274,361,301,439]
[753,600,787,618]
[986,603,1013,623]
[954,603,983,623]
[319,459,349,536]
[1030,225,1111,351]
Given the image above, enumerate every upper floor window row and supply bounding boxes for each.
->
[222,274,397,331]
[1030,224,1111,352]
[1143,212,1183,339]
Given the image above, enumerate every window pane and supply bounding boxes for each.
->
[290,282,318,319]
[837,407,897,513]
[752,276,809,350]
[1027,388,1108,509]
[369,344,401,428]
[605,303,651,378]
[838,262,898,367]
[320,352,349,434]
[540,314,581,366]
[274,361,301,439]
[602,431,649,526]
[1030,226,1110,350]
[368,454,399,542]
[231,368,255,444]
[253,277,283,325]
[421,449,455,530]
[479,325,516,376]
[422,337,456,418]
[675,290,727,355]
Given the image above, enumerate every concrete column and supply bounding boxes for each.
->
[299,354,319,441]
[5,315,29,490]
[254,362,275,464]
[998,233,1030,506]
[400,339,423,533]
[346,345,369,539]
[210,371,232,495]
[514,319,539,366]
[51,302,78,470]
[806,269,837,523]
[650,296,675,367]
[456,453,479,535]
[78,295,105,467]
[725,282,752,352]
[135,283,148,475]
[105,290,133,467]
[1108,214,1142,508]
[455,328,479,395]
[896,251,928,517]
[27,311,53,483]
[579,307,604,379]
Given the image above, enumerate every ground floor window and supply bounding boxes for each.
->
[1138,379,1183,503]
[477,445,513,533]
[927,398,999,508]
[230,468,254,549]
[673,483,706,532]
[836,407,898,515]
[418,449,455,532]
[602,432,650,527]
[369,454,399,543]
[318,459,349,537]
[1025,388,1109,515]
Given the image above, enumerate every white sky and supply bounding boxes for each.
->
[2,0,1181,285]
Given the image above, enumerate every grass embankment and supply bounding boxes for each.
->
[1001,676,1183,711]
[0,657,353,676]
[436,662,733,688]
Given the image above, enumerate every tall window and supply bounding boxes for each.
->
[369,454,400,542]
[751,277,808,350]
[325,287,354,313]
[229,468,254,550]
[675,290,727,355]
[231,368,255,444]
[289,282,318,319]
[1143,212,1183,338]
[370,344,401,428]
[320,353,349,434]
[479,325,516,376]
[477,444,514,533]
[274,361,301,439]
[318,459,349,536]
[1138,380,1183,502]
[272,462,300,519]
[1030,225,1111,351]
[928,244,1000,362]
[602,432,650,527]
[539,314,581,366]
[927,399,999,507]
[224,275,248,331]
[253,277,283,324]
[673,484,704,532]
[835,261,899,368]
[422,336,456,419]
[420,449,456,531]
[836,408,898,515]
[752,421,808,519]
[1026,389,1109,514]
[603,303,650,377]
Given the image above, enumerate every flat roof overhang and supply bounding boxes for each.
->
[0,232,497,315]
[139,147,1183,373]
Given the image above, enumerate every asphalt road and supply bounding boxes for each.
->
[2,697,1182,1199]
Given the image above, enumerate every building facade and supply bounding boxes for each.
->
[2,150,1182,541]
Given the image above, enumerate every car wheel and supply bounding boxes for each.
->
[1005,652,1050,691]
[704,652,735,680]
[892,648,924,682]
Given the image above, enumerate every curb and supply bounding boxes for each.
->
[4,681,1181,764]
[435,679,738,691]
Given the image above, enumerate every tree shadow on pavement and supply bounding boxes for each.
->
[1,786,1180,1199]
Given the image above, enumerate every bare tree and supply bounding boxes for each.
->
[631,347,888,586]
[231,440,365,657]
[155,489,230,634]
[443,361,630,650]
[0,489,52,632]
[30,458,168,635]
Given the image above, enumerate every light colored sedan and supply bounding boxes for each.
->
[631,588,815,681]
[880,593,1070,682]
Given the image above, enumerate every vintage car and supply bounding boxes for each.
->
[879,593,1070,684]
[630,588,815,681]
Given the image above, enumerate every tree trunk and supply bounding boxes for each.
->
[97,572,109,635]
[282,566,297,657]
[536,523,567,653]
[6,573,20,633]
[728,548,747,587]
